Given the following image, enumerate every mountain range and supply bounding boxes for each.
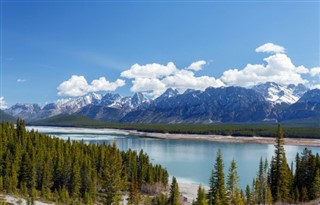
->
[3,82,320,125]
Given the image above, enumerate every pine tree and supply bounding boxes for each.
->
[70,159,81,199]
[195,185,207,205]
[103,143,124,205]
[311,169,320,199]
[270,124,291,202]
[245,185,251,205]
[226,159,240,205]
[169,176,180,205]
[208,149,227,205]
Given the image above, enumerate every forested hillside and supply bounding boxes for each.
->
[0,120,168,204]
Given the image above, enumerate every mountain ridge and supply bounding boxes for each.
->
[4,82,319,124]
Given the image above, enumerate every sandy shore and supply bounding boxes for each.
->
[126,130,320,147]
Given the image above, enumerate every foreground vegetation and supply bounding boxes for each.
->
[1,120,319,204]
[30,114,320,138]
[0,120,169,204]
[191,125,320,205]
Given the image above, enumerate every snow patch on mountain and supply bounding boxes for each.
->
[252,82,309,105]
[54,93,103,113]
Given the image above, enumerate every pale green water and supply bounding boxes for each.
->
[29,126,320,189]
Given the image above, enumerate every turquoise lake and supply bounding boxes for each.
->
[28,126,320,189]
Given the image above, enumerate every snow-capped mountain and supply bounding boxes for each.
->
[76,92,150,121]
[4,83,317,124]
[49,92,102,113]
[131,92,150,107]
[5,92,150,121]
[252,82,309,105]
[6,103,42,122]
[121,86,272,124]
[281,89,320,121]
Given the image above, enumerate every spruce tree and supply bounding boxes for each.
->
[195,185,207,205]
[226,159,240,205]
[169,176,180,205]
[311,169,320,199]
[208,149,227,205]
[270,124,291,202]
[103,143,124,205]
[245,185,251,205]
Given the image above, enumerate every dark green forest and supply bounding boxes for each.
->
[0,120,168,204]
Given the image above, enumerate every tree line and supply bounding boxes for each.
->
[30,117,320,139]
[0,120,168,204]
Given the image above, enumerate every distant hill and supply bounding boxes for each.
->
[0,109,16,123]
[29,114,105,127]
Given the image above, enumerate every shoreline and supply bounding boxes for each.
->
[27,125,320,147]
[126,130,320,147]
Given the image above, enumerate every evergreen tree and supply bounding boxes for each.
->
[270,124,291,202]
[208,149,227,205]
[195,185,207,205]
[226,159,240,205]
[70,158,81,199]
[245,185,251,205]
[103,143,124,205]
[311,170,320,199]
[169,176,180,205]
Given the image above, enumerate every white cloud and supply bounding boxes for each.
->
[221,53,308,87]
[17,79,26,83]
[57,75,125,97]
[255,43,285,54]
[162,70,224,92]
[187,60,206,71]
[121,61,224,97]
[121,62,177,79]
[131,78,167,97]
[0,96,7,109]
[310,67,320,77]
[310,84,320,89]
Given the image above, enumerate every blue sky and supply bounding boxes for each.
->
[0,1,319,107]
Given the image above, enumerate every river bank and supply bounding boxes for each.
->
[126,130,320,147]
[27,126,320,147]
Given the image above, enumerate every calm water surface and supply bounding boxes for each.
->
[28,126,320,189]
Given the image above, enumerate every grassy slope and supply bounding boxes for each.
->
[0,110,15,123]
[29,114,105,127]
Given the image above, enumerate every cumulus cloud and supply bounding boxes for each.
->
[121,62,177,79]
[310,67,320,77]
[121,61,224,97]
[131,78,167,97]
[57,43,319,98]
[17,79,26,83]
[0,96,7,109]
[255,43,285,54]
[187,60,206,71]
[162,70,224,91]
[57,75,125,97]
[221,51,309,87]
